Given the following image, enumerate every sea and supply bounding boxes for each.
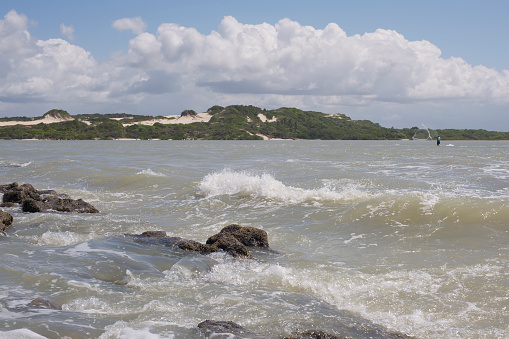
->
[0,140,508,339]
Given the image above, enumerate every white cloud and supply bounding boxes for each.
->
[112,17,146,35]
[1,11,509,129]
[60,23,74,40]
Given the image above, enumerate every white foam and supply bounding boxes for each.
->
[199,169,371,203]
[99,321,174,339]
[0,160,32,167]
[136,169,166,177]
[0,329,48,338]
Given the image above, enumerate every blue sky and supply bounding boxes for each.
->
[1,0,508,130]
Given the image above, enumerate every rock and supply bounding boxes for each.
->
[2,184,41,204]
[0,182,19,193]
[43,196,99,213]
[22,198,45,213]
[0,202,16,208]
[206,232,254,258]
[132,224,268,258]
[141,230,167,237]
[0,210,13,233]
[27,297,61,310]
[175,239,215,255]
[207,224,269,248]
[284,330,342,339]
[0,182,99,213]
[197,320,252,336]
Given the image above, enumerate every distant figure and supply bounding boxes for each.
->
[436,135,441,146]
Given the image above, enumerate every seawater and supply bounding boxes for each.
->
[0,140,508,339]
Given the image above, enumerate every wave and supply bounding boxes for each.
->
[198,169,371,203]
[136,169,166,177]
[0,160,31,167]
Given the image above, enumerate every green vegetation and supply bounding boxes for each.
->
[0,107,508,140]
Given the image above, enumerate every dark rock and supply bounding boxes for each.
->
[284,330,342,339]
[141,230,167,237]
[132,225,269,258]
[2,183,41,204]
[197,320,248,335]
[22,198,45,213]
[43,196,99,213]
[175,239,215,254]
[0,210,13,233]
[0,182,19,193]
[0,202,16,208]
[207,232,253,258]
[207,224,269,248]
[1,182,99,213]
[27,297,61,310]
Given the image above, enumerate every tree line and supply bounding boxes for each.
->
[1,106,508,140]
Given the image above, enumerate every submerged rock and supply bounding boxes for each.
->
[1,182,98,213]
[197,320,416,339]
[27,297,61,310]
[283,330,341,339]
[0,209,13,233]
[132,224,269,258]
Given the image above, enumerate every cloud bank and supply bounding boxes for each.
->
[1,10,508,128]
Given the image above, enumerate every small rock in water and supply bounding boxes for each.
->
[0,209,13,233]
[27,298,61,310]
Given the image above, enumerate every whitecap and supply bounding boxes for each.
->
[198,169,371,204]
[136,169,166,177]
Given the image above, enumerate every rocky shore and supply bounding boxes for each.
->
[1,182,416,338]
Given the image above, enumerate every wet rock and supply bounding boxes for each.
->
[284,330,342,339]
[132,224,268,258]
[2,183,41,204]
[197,320,415,339]
[43,195,99,213]
[141,230,167,237]
[207,232,253,258]
[0,182,99,213]
[0,209,13,233]
[22,198,45,213]
[27,297,61,310]
[0,182,19,192]
[0,202,16,208]
[175,239,215,254]
[207,224,269,248]
[197,320,250,336]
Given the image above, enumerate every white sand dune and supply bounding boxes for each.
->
[121,113,213,126]
[0,115,74,126]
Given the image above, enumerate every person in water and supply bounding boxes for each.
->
[436,135,441,146]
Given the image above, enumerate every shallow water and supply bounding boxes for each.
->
[0,140,508,338]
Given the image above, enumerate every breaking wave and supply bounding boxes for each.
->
[198,169,371,203]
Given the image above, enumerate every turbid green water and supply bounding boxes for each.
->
[1,140,508,338]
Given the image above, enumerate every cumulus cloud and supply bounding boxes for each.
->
[120,16,509,105]
[112,17,147,34]
[60,23,74,40]
[1,10,509,127]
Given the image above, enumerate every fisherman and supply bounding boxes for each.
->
[436,135,441,146]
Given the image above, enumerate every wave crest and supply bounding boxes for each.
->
[198,169,370,203]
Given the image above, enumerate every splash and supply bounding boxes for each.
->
[198,169,370,203]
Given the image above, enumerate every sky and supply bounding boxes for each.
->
[1,0,509,131]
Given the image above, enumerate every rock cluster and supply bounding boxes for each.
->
[133,224,269,258]
[0,182,98,213]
